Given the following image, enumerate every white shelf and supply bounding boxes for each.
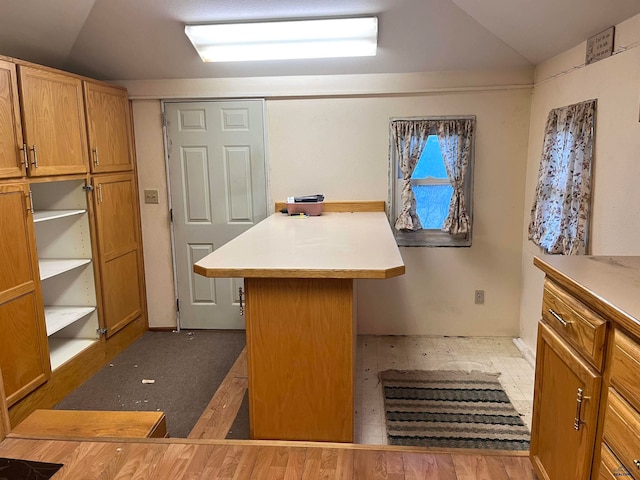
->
[39,258,91,280]
[49,338,98,370]
[33,209,86,223]
[44,306,96,336]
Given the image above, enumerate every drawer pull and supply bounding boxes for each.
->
[548,308,572,328]
[574,388,590,430]
[634,459,640,469]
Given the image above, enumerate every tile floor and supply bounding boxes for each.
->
[354,335,536,445]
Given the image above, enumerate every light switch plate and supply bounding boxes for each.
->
[144,189,159,204]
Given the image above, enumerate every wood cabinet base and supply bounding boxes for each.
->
[245,277,355,442]
[7,314,147,428]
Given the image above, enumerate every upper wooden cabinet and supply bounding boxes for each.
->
[0,60,26,178]
[84,82,134,173]
[17,65,89,176]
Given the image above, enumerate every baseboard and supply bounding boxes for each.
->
[512,337,536,369]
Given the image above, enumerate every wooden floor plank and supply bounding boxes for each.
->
[188,348,248,440]
[501,456,538,480]
[451,454,510,480]
[0,436,537,479]
[403,452,458,480]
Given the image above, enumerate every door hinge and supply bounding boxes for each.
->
[176,298,180,312]
[169,208,173,222]
[82,184,94,192]
[161,112,167,127]
[97,327,108,336]
[26,190,34,214]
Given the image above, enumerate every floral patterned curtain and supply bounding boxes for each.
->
[435,119,474,234]
[392,120,432,231]
[528,99,596,255]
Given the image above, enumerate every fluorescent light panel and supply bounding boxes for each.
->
[185,17,378,62]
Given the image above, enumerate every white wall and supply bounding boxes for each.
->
[519,14,640,351]
[126,70,532,335]
[132,100,177,329]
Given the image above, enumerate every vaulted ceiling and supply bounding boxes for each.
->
[1,0,639,81]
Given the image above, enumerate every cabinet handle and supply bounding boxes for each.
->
[548,308,571,328]
[20,144,29,170]
[97,184,103,204]
[29,144,38,168]
[574,388,590,431]
[239,287,244,316]
[634,459,640,469]
[92,147,99,166]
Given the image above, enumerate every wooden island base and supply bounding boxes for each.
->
[245,277,355,442]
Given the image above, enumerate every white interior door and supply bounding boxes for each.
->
[165,100,267,329]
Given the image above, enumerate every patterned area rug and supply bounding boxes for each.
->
[379,369,530,450]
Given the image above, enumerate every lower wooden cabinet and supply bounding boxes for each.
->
[0,183,50,406]
[92,173,144,337]
[530,321,602,480]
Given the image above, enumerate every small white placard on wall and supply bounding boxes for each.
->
[586,27,615,65]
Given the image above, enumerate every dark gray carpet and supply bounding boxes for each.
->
[55,330,246,438]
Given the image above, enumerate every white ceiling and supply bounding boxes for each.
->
[1,0,639,81]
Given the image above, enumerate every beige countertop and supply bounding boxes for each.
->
[193,211,405,279]
[534,255,640,336]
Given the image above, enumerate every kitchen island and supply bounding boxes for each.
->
[194,203,405,442]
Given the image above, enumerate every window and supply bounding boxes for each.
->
[389,117,475,247]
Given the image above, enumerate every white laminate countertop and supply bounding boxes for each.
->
[193,212,405,279]
[534,255,640,336]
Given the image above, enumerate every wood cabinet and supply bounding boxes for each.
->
[0,55,147,425]
[533,256,640,480]
[0,60,26,178]
[0,183,50,406]
[530,320,602,480]
[17,65,88,176]
[598,328,640,479]
[84,82,134,173]
[92,173,144,337]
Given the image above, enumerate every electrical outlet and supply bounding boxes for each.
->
[475,290,485,305]
[144,189,159,204]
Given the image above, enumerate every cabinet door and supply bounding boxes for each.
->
[0,60,26,178]
[0,183,50,406]
[18,65,88,176]
[93,173,144,337]
[84,82,134,173]
[530,321,601,480]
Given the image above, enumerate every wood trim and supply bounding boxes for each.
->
[0,368,10,441]
[274,201,385,213]
[193,264,405,280]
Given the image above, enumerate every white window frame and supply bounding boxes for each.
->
[388,115,475,247]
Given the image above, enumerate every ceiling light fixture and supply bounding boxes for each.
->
[184,17,378,62]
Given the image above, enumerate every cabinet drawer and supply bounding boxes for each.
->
[542,280,606,370]
[602,388,640,479]
[599,443,631,480]
[610,329,640,413]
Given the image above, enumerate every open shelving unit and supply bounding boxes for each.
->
[31,180,100,370]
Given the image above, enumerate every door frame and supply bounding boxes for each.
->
[160,98,270,330]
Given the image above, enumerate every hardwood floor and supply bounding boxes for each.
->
[0,436,537,479]
[188,347,248,439]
